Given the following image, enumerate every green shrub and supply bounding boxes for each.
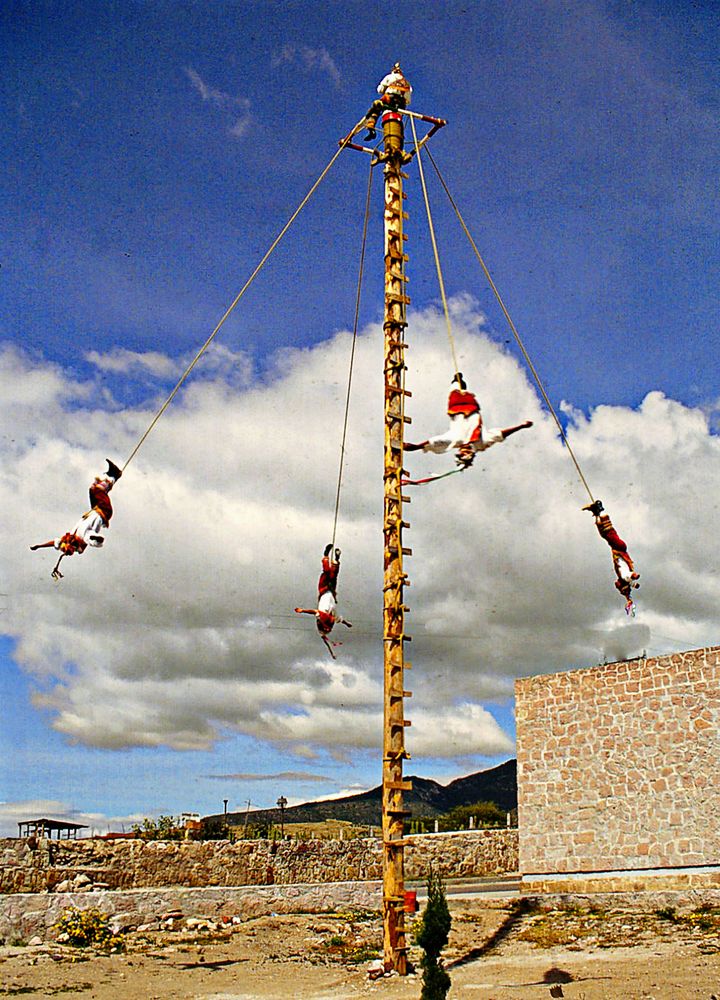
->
[131,815,183,840]
[439,801,507,831]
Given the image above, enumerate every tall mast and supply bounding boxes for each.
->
[381,108,412,975]
[340,81,445,974]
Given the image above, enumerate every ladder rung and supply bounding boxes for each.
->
[401,493,411,502]
[385,383,412,397]
[401,520,410,529]
[387,780,413,791]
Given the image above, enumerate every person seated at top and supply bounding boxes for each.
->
[363,63,413,141]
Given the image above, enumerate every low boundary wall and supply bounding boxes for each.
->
[1,829,518,895]
[0,881,382,942]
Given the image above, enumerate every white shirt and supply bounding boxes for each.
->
[377,71,412,105]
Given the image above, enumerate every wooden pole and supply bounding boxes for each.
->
[381,110,412,974]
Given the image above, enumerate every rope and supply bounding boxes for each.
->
[331,160,374,547]
[121,118,367,473]
[408,113,460,382]
[424,146,596,504]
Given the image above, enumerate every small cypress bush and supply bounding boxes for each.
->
[415,868,452,1000]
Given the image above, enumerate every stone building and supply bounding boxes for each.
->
[515,645,720,893]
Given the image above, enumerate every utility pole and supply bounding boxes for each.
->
[381,107,412,975]
[277,795,287,837]
[243,799,252,837]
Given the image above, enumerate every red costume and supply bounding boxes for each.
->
[56,532,87,556]
[404,374,532,468]
[447,388,480,418]
[89,482,114,526]
[30,459,122,579]
[584,501,640,614]
[295,545,352,658]
[316,556,340,634]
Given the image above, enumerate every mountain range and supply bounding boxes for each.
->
[205,758,517,828]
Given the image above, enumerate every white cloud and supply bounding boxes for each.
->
[86,347,182,379]
[85,343,252,388]
[185,67,252,138]
[2,298,719,765]
[272,46,341,88]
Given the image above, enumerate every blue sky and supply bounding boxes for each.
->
[1,0,718,835]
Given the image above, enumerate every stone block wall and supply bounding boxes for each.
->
[515,645,720,877]
[0,883,385,943]
[0,829,517,895]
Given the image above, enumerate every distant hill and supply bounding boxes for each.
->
[204,759,517,829]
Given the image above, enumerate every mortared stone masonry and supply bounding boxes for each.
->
[515,645,720,890]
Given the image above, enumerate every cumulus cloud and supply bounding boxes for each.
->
[86,348,182,379]
[85,343,252,389]
[185,67,252,138]
[272,45,341,88]
[3,298,719,766]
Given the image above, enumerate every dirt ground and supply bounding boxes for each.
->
[1,897,719,999]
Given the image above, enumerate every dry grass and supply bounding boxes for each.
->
[516,903,720,952]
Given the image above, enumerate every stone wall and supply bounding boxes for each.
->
[0,882,383,943]
[515,645,720,877]
[0,829,518,895]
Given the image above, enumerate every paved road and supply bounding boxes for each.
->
[408,874,520,900]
